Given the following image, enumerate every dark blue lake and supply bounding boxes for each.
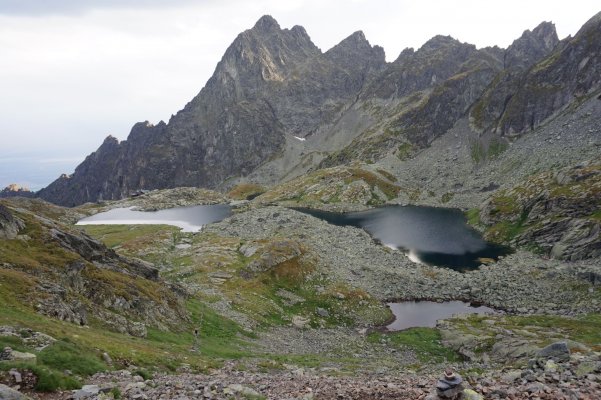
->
[296,205,510,271]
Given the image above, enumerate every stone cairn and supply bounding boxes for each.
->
[432,368,464,399]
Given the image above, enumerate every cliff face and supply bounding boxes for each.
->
[38,13,601,206]
[471,14,601,134]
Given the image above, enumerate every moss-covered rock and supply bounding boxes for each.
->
[479,162,601,259]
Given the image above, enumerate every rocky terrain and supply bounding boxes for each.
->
[0,198,189,336]
[2,9,601,400]
[480,162,601,260]
[1,181,600,398]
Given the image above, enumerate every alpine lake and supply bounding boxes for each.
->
[78,204,507,329]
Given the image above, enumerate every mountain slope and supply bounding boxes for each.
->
[470,14,601,134]
[0,198,187,336]
[37,13,601,207]
[38,16,384,206]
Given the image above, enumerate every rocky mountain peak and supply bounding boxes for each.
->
[340,30,368,46]
[3,183,30,192]
[531,21,559,48]
[325,30,385,70]
[504,21,558,69]
[103,135,119,145]
[252,15,281,33]
[419,35,466,53]
[218,15,318,83]
[578,10,601,33]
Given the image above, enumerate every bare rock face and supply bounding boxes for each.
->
[472,13,601,135]
[504,21,559,70]
[38,15,385,206]
[321,38,504,164]
[470,22,560,132]
[0,204,24,239]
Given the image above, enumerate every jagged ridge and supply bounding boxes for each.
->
[37,12,601,206]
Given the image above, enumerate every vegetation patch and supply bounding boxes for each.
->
[368,328,461,363]
[453,314,601,352]
[38,340,106,376]
[487,137,508,158]
[0,362,82,392]
[228,183,266,200]
[376,168,398,182]
[469,139,486,164]
[440,193,454,203]
[396,143,413,160]
[347,168,401,200]
[466,208,481,226]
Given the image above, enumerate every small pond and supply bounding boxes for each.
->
[385,301,496,331]
[76,205,232,232]
[296,205,510,271]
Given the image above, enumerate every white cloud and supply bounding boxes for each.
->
[0,0,599,187]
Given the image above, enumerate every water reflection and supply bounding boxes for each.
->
[296,205,510,270]
[386,301,496,331]
[76,205,231,232]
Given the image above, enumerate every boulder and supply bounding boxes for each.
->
[226,384,261,398]
[292,315,311,329]
[536,341,570,362]
[0,384,32,400]
[72,385,100,399]
[0,347,36,363]
[575,361,601,377]
[0,205,24,240]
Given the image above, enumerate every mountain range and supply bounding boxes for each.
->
[29,12,601,206]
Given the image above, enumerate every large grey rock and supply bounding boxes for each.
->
[0,384,32,400]
[71,385,100,399]
[537,341,570,362]
[0,205,24,239]
[481,163,601,260]
[0,347,36,363]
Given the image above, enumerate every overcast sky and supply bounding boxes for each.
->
[0,0,599,189]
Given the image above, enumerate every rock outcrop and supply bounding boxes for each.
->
[0,204,24,239]
[0,199,188,336]
[480,162,601,260]
[470,21,560,132]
